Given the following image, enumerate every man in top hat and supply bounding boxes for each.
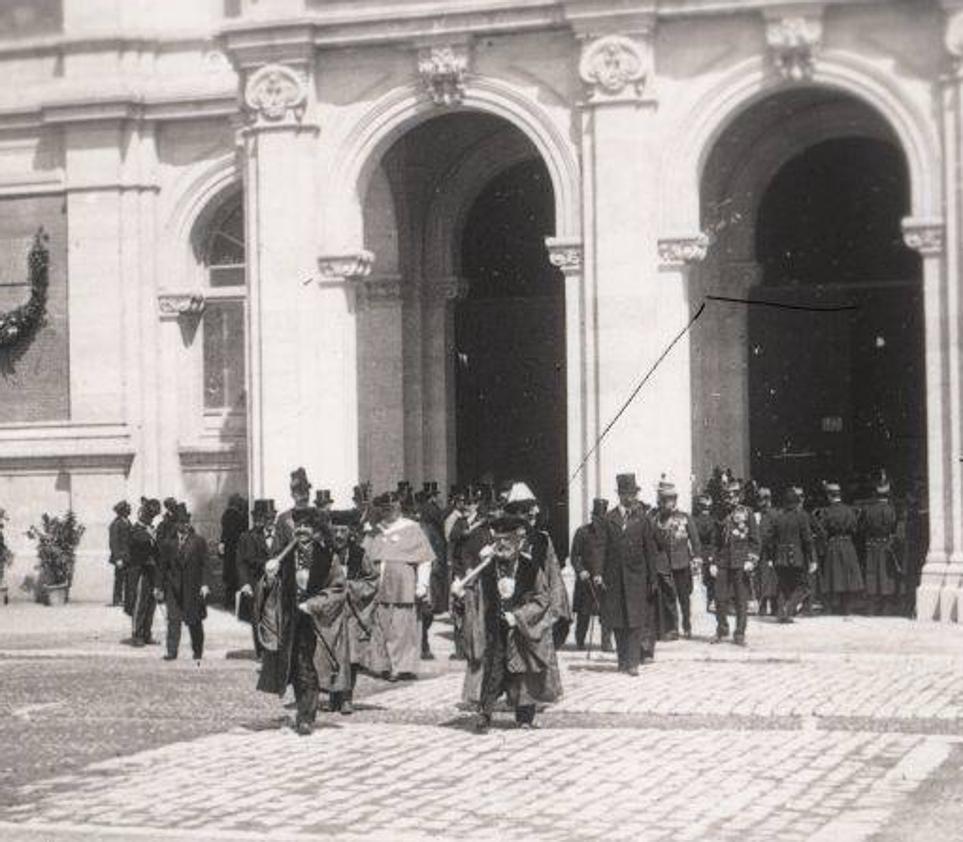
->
[275,467,313,549]
[108,500,131,607]
[503,481,573,650]
[818,481,863,615]
[219,493,249,611]
[593,473,660,675]
[453,510,563,732]
[710,481,760,645]
[366,491,436,681]
[860,476,900,615]
[256,508,349,735]
[329,509,379,715]
[770,486,815,623]
[156,497,179,547]
[651,478,702,640]
[448,484,489,660]
[754,488,779,616]
[237,498,278,658]
[692,493,717,613]
[127,497,162,647]
[570,498,612,651]
[314,489,334,529]
[155,503,211,662]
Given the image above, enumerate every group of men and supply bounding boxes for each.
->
[105,463,908,734]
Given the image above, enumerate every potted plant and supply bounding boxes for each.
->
[27,510,85,606]
[0,508,10,605]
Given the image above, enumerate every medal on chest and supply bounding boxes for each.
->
[730,508,748,540]
[496,558,517,601]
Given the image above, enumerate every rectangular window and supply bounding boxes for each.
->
[203,300,245,412]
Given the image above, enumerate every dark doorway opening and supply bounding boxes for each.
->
[749,137,925,499]
[456,158,568,555]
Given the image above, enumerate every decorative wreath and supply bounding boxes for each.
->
[0,228,49,349]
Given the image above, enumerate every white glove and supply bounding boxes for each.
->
[592,575,603,587]
[218,542,225,556]
[808,562,818,574]
[504,612,517,628]
[265,557,280,577]
[709,564,719,578]
[415,583,428,600]
[200,585,210,599]
[451,579,465,600]
[479,544,495,561]
[744,560,755,573]
[578,570,590,581]
[297,602,310,615]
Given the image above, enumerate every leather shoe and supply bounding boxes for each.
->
[625,666,640,677]
[340,700,354,716]
[163,653,176,661]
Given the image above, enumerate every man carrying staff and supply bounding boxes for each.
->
[329,509,379,715]
[256,508,349,736]
[366,491,435,681]
[236,498,278,658]
[156,503,210,663]
[593,473,659,675]
[570,498,612,652]
[126,497,162,647]
[453,510,562,733]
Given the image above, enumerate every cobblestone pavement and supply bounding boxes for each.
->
[2,601,963,841]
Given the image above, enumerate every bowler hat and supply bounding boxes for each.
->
[616,473,640,495]
[591,498,609,518]
[373,491,400,508]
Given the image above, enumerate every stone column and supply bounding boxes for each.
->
[230,50,334,504]
[546,238,589,530]
[657,234,709,503]
[356,274,405,492]
[578,25,681,501]
[902,218,951,620]
[422,276,468,495]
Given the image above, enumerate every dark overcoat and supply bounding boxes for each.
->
[570,523,606,616]
[339,542,379,668]
[861,500,899,596]
[592,507,659,630]
[770,508,813,569]
[109,516,130,566]
[236,527,273,590]
[157,532,210,626]
[819,502,864,595]
[256,540,349,696]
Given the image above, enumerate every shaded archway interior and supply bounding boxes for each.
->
[360,112,567,551]
[693,88,925,501]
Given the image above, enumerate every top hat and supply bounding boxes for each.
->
[488,512,529,534]
[172,502,191,525]
[314,489,333,508]
[352,482,371,504]
[329,509,360,528]
[290,467,311,494]
[656,475,677,498]
[373,491,401,508]
[591,498,609,519]
[422,481,439,497]
[140,497,162,519]
[252,498,276,519]
[113,500,131,516]
[616,473,640,495]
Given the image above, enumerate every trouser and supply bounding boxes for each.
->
[655,569,679,638]
[421,608,433,654]
[574,612,612,649]
[330,665,361,709]
[165,595,205,658]
[514,704,535,725]
[251,622,263,658]
[293,615,319,726]
[776,566,807,621]
[715,567,748,639]
[222,554,238,611]
[614,626,643,672]
[553,617,571,650]
[672,567,693,634]
[702,561,716,610]
[130,568,156,642]
[111,565,125,606]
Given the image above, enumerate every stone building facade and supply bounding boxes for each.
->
[0,0,959,619]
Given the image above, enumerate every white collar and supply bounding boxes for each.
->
[381,516,415,536]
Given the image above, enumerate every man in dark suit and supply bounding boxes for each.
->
[711,481,760,645]
[219,493,249,610]
[571,498,611,651]
[772,487,815,623]
[156,503,211,662]
[127,497,162,647]
[108,500,131,607]
[591,473,659,676]
[237,498,278,658]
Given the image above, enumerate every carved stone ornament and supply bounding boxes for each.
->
[417,45,469,107]
[545,237,583,276]
[658,234,710,267]
[158,292,206,319]
[357,275,403,308]
[317,251,375,282]
[243,64,307,124]
[425,275,470,301]
[579,34,648,102]
[901,218,945,256]
[765,15,823,82]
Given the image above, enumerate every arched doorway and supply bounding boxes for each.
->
[692,89,926,504]
[456,158,567,554]
[359,112,567,548]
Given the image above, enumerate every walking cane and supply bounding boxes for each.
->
[585,578,603,661]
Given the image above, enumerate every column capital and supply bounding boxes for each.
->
[545,237,583,277]
[578,31,653,105]
[424,275,471,301]
[416,41,471,108]
[763,6,824,83]
[317,251,375,282]
[158,292,205,321]
[658,233,710,268]
[901,217,945,256]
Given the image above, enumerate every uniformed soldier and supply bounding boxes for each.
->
[818,481,864,615]
[755,488,778,616]
[692,494,717,613]
[651,480,702,639]
[710,481,759,646]
[571,498,612,651]
[771,487,816,623]
[861,478,900,615]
